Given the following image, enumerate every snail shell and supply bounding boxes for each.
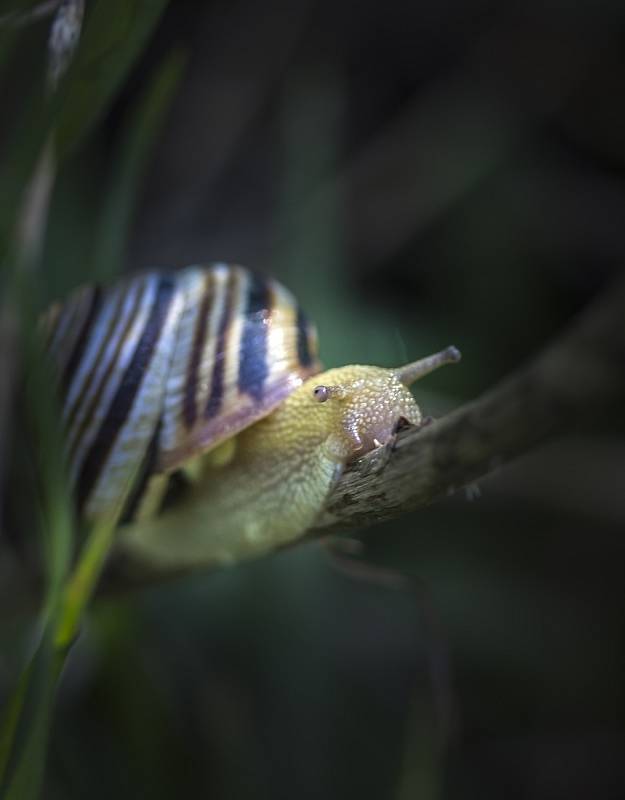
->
[42,264,319,525]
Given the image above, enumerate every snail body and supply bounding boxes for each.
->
[43,264,460,571]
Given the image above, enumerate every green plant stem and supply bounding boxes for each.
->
[54,514,119,651]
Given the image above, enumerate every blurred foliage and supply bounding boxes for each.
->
[0,1,178,796]
[1,1,625,799]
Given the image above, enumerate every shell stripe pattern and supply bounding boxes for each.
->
[204,267,239,420]
[183,270,214,428]
[43,264,320,522]
[157,264,320,473]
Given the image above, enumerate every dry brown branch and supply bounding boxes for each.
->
[313,273,625,534]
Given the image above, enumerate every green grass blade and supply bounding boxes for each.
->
[15,272,74,615]
[0,7,172,797]
[0,632,60,799]
[0,654,32,785]
[0,0,170,266]
[0,99,53,268]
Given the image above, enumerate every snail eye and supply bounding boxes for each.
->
[312,385,329,403]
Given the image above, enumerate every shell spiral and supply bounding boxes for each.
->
[42,264,320,523]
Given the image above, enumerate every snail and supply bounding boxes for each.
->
[42,263,460,572]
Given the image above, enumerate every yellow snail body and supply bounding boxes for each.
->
[42,264,460,571]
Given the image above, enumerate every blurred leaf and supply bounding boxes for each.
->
[55,0,170,160]
[0,633,60,799]
[0,95,52,271]
[0,274,74,796]
[0,651,30,784]
[3,209,74,610]
[0,3,21,79]
[91,47,185,282]
[55,502,131,652]
[0,270,136,798]
[0,0,57,16]
[0,8,172,796]
[0,0,170,271]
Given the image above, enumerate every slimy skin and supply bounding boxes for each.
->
[119,347,460,573]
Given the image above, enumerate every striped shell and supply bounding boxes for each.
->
[42,264,320,523]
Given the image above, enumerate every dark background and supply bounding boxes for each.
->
[3,0,625,797]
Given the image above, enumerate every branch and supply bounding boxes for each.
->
[3,273,624,616]
[313,274,625,534]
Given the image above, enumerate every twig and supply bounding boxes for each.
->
[313,273,625,534]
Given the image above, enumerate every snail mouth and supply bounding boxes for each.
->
[357,427,395,456]
[362,415,418,453]
[393,416,412,434]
